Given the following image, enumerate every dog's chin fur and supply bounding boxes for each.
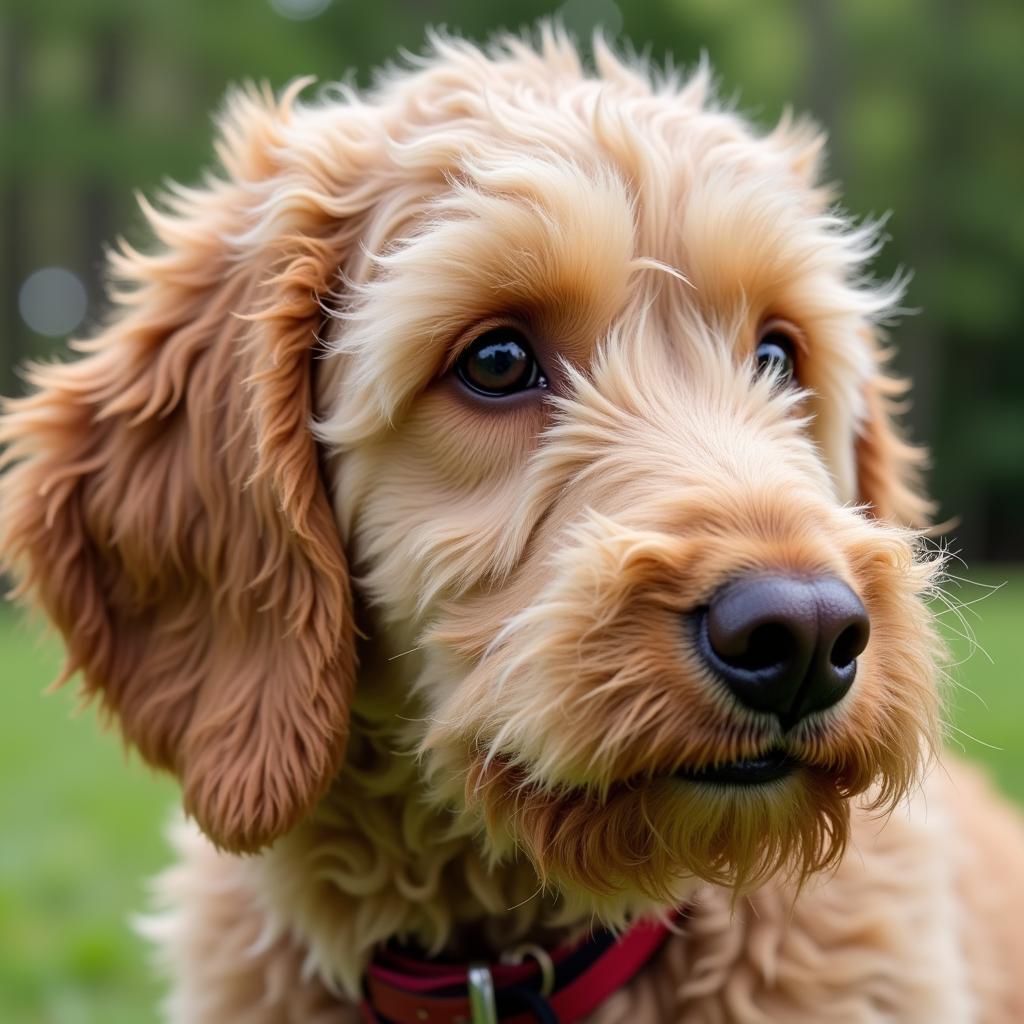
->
[466,760,852,902]
[3,22,981,1019]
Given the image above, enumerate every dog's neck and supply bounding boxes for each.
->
[253,629,700,997]
[253,684,581,996]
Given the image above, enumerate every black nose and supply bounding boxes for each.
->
[695,575,870,729]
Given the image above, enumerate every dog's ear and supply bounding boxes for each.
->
[0,83,378,852]
[767,116,932,528]
[855,346,934,528]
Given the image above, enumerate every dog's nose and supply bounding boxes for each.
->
[696,576,870,729]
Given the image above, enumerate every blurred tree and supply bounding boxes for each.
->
[2,13,28,399]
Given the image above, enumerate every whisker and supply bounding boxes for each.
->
[504,882,544,913]
[942,722,1002,752]
[388,645,424,662]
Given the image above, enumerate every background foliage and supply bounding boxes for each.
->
[3,0,1023,559]
[1,2,1022,1022]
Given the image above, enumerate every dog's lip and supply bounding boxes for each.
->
[673,747,798,786]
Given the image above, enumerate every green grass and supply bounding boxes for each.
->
[0,618,176,1024]
[1,569,1022,1023]
[938,568,1024,801]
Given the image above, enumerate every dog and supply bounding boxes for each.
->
[4,25,1024,1023]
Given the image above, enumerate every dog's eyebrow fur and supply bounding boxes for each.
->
[315,153,637,453]
[305,27,909,510]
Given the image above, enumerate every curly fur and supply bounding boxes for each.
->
[4,24,1024,1024]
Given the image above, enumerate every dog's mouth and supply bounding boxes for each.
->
[673,747,798,786]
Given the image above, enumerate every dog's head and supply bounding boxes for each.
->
[1,30,940,914]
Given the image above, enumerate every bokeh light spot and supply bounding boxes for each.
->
[268,0,331,20]
[18,267,88,338]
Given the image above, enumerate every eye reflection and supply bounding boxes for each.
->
[456,327,545,397]
[754,324,799,389]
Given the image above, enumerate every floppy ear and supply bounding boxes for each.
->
[768,119,932,527]
[855,347,934,529]
[0,84,374,852]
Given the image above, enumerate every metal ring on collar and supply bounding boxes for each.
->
[500,943,556,998]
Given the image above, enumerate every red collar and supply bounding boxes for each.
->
[359,915,677,1024]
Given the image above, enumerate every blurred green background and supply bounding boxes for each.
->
[1,0,1022,1021]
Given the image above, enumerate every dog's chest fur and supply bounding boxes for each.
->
[150,763,1009,1024]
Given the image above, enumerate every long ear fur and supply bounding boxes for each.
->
[0,83,373,852]
[855,345,934,529]
[768,117,931,528]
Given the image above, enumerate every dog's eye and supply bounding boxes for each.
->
[456,327,545,397]
[754,324,799,389]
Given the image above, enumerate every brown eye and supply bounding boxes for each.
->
[755,322,799,389]
[456,327,545,397]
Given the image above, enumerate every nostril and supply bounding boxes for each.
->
[829,622,869,669]
[704,577,818,677]
[736,622,795,671]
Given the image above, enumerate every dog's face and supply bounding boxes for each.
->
[1,32,940,918]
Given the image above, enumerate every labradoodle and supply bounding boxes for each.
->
[4,27,1024,1024]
